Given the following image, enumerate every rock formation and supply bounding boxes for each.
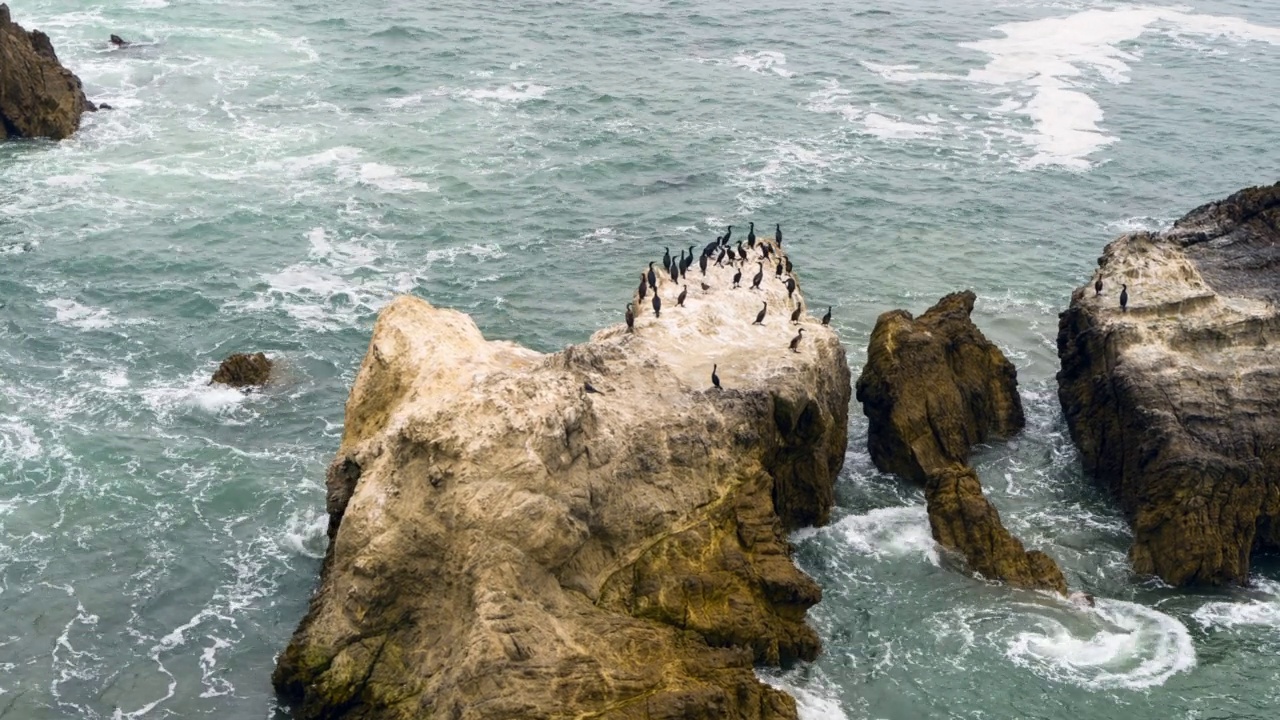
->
[274,235,850,719]
[211,352,273,388]
[1058,182,1280,587]
[0,4,95,140]
[855,291,1024,485]
[857,291,1065,593]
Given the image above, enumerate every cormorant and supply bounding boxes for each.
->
[784,256,793,274]
[647,262,657,291]
[791,303,803,324]
[638,273,647,302]
[737,241,747,262]
[712,364,721,390]
[1120,284,1129,312]
[748,222,756,248]
[789,328,804,353]
[677,285,688,307]
[704,237,721,257]
[785,277,796,299]
[821,306,831,326]
[584,382,602,394]
[775,260,783,278]
[701,281,711,291]
[1095,277,1103,296]
[699,253,709,275]
[625,303,635,332]
[754,302,767,325]
[762,244,773,260]
[670,257,680,283]
[775,223,782,245]
[751,262,764,290]
[715,248,727,267]
[732,268,742,288]
[662,247,672,272]
[723,225,733,245]
[683,245,695,272]
[652,293,662,318]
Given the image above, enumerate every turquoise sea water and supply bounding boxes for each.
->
[2,0,1279,717]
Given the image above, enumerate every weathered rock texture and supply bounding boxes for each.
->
[0,4,94,140]
[855,291,1024,484]
[274,235,850,719]
[926,464,1067,594]
[1058,182,1280,587]
[210,352,273,388]
[857,291,1065,593]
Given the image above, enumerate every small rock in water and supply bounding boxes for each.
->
[210,352,273,388]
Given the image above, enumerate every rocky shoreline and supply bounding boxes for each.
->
[0,4,96,140]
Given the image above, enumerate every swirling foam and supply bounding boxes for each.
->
[1192,578,1280,630]
[831,505,939,565]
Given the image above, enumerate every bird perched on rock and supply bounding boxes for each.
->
[789,328,805,353]
[785,277,796,299]
[677,285,687,307]
[723,225,733,244]
[737,242,747,262]
[584,382,602,394]
[625,303,635,332]
[784,256,792,274]
[732,268,742,288]
[790,303,803,324]
[662,247,672,272]
[1120,283,1129,312]
[699,253,709,276]
[775,223,782,245]
[715,248,727,267]
[754,302,767,325]
[747,222,756,248]
[751,262,764,290]
[711,364,721,390]
[637,273,647,302]
[775,260,783,278]
[652,293,662,318]
[704,237,721,258]
[647,262,657,291]
[700,281,711,291]
[1095,276,1103,296]
[669,257,680,283]
[821,306,831,326]
[683,245,695,273]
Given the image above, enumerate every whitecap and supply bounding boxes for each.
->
[832,505,939,565]
[342,163,434,193]
[1006,597,1195,690]
[1192,578,1280,630]
[47,299,119,330]
[860,113,939,140]
[731,50,795,78]
[860,61,954,82]
[449,82,549,104]
[278,508,329,559]
[758,670,848,720]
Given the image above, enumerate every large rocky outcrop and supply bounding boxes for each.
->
[0,4,95,140]
[855,291,1024,484]
[1058,182,1280,587]
[274,236,850,719]
[857,291,1065,593]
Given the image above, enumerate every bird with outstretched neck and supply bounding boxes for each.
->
[754,302,767,325]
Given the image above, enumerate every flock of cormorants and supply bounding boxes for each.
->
[622,222,832,390]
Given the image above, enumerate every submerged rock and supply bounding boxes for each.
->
[1057,182,1280,587]
[857,291,1065,593]
[274,238,850,719]
[855,291,1024,484]
[0,4,95,140]
[926,464,1067,594]
[210,352,272,388]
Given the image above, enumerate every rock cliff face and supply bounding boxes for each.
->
[857,291,1065,593]
[274,237,850,719]
[0,4,95,140]
[855,291,1024,484]
[1058,182,1280,587]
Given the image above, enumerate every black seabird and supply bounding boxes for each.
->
[785,277,796,299]
[762,244,773,260]
[736,241,747,262]
[790,303,803,324]
[701,281,711,291]
[670,257,680,283]
[652,293,662,318]
[704,237,721,257]
[638,273,647,302]
[821,306,831,326]
[732,268,742,288]
[683,245,695,272]
[699,253,709,275]
[715,248,727,267]
[754,302,767,325]
[712,364,721,390]
[784,256,793,274]
[748,222,757,248]
[751,262,764,290]
[110,34,130,48]
[789,328,805,353]
[1120,284,1129,312]
[662,246,672,272]
[775,223,782,245]
[723,225,733,245]
[584,382,602,394]
[677,285,688,307]
[775,260,784,278]
[625,303,635,332]
[1095,277,1103,296]
[647,262,657,291]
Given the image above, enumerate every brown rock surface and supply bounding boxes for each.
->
[1057,182,1280,587]
[274,236,850,719]
[0,4,95,140]
[210,352,273,388]
[926,464,1068,594]
[855,290,1025,484]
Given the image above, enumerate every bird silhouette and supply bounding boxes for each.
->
[625,303,635,332]
[677,285,688,307]
[754,302,767,325]
[1120,283,1129,312]
[711,364,721,390]
[732,268,742,288]
[1095,277,1103,296]
[789,328,805,353]
[652,293,662,318]
[791,303,803,324]
[821,306,831,326]
[751,262,764,290]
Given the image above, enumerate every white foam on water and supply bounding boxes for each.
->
[960,6,1280,168]
[197,635,234,698]
[861,112,940,140]
[832,505,939,565]
[447,82,550,104]
[0,419,42,465]
[1006,597,1196,690]
[137,370,250,422]
[46,299,135,330]
[732,50,795,78]
[1192,578,1280,630]
[861,60,954,82]
[278,507,329,559]
[337,162,434,194]
[759,671,849,720]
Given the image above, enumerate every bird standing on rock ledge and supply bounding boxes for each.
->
[677,285,687,307]
[1095,276,1103,296]
[789,328,805,353]
[625,303,635,332]
[754,302,767,325]
[652,293,662,318]
[821,306,831,326]
[1120,283,1129,312]
[711,364,721,390]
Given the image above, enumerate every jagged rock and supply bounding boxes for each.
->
[855,290,1025,484]
[274,236,850,719]
[926,464,1068,594]
[210,352,272,388]
[0,4,95,140]
[1058,182,1280,587]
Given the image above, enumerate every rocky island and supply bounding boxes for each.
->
[0,3,96,140]
[1058,182,1280,587]
[274,235,850,719]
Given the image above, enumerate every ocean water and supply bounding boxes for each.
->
[1,0,1279,717]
